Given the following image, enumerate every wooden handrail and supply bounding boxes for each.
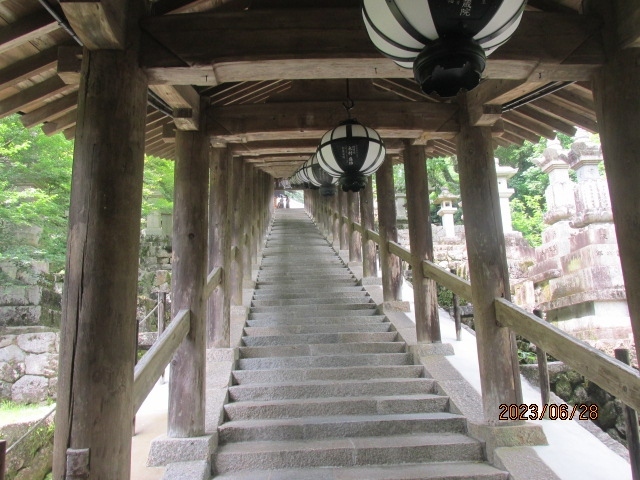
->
[203,266,222,300]
[133,308,190,414]
[495,298,640,413]
[422,260,473,300]
[388,241,413,263]
[324,204,640,421]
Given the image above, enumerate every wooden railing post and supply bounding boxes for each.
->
[207,147,231,348]
[332,193,340,249]
[228,155,245,306]
[614,348,640,480]
[347,191,362,264]
[376,157,403,302]
[360,176,377,279]
[168,125,209,438]
[533,309,551,407]
[403,141,440,343]
[52,45,148,479]
[0,439,5,480]
[456,90,522,423]
[338,189,349,252]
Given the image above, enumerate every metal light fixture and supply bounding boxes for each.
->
[362,0,526,97]
[302,154,338,197]
[316,82,386,193]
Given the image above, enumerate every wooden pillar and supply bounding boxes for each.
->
[52,48,148,479]
[456,91,522,423]
[242,163,253,286]
[169,127,208,437]
[360,176,378,278]
[347,191,363,263]
[228,156,245,306]
[207,147,231,349]
[376,157,403,301]
[592,37,640,364]
[332,192,340,249]
[403,142,441,343]
[338,189,349,251]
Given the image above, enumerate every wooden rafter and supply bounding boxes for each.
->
[0,10,59,55]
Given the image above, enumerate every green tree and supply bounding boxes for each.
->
[141,155,174,216]
[0,115,74,271]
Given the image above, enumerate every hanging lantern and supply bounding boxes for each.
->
[362,0,526,97]
[317,118,385,193]
[303,154,338,197]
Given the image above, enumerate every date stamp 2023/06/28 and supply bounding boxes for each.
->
[499,403,599,421]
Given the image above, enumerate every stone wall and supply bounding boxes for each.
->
[0,327,58,403]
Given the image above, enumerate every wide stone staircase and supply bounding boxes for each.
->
[212,209,508,479]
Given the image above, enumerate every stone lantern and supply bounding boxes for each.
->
[435,188,458,239]
[494,158,517,233]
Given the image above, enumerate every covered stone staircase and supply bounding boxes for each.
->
[212,209,508,479]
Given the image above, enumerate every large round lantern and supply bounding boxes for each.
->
[362,0,526,97]
[317,118,385,193]
[303,154,338,197]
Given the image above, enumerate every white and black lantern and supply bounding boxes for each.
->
[362,0,526,97]
[303,154,338,197]
[317,118,386,193]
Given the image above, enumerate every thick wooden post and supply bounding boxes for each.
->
[360,177,378,278]
[347,191,363,264]
[242,163,253,287]
[207,147,231,348]
[403,142,441,343]
[228,157,245,306]
[376,157,403,301]
[338,189,349,251]
[331,193,340,249]
[52,48,147,480]
[169,127,208,437]
[592,46,640,364]
[456,91,522,423]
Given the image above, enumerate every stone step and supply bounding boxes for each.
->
[244,322,389,336]
[254,285,363,294]
[213,433,484,473]
[227,378,435,402]
[251,295,370,308]
[211,461,509,480]
[255,277,358,287]
[252,288,366,301]
[238,352,413,370]
[239,342,406,358]
[248,309,381,321]
[246,315,387,328]
[241,331,396,347]
[231,365,425,385]
[218,412,467,443]
[249,302,375,314]
[224,394,450,421]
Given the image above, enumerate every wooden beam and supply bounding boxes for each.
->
[503,119,543,143]
[41,110,77,136]
[207,101,459,143]
[20,91,79,128]
[149,85,201,131]
[0,76,71,117]
[0,11,59,55]
[548,88,596,116]
[515,104,577,137]
[465,80,526,126]
[63,126,75,141]
[617,0,640,48]
[530,97,599,132]
[503,110,557,140]
[57,46,84,84]
[141,11,603,85]
[0,46,59,91]
[60,0,127,49]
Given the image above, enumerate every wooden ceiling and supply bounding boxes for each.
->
[0,0,632,179]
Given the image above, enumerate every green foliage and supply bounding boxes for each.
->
[495,140,550,246]
[0,115,73,271]
[142,155,174,216]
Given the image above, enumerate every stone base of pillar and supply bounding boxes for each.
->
[206,347,237,362]
[347,261,363,268]
[360,277,383,286]
[381,301,411,313]
[243,278,256,289]
[147,434,217,467]
[163,460,210,480]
